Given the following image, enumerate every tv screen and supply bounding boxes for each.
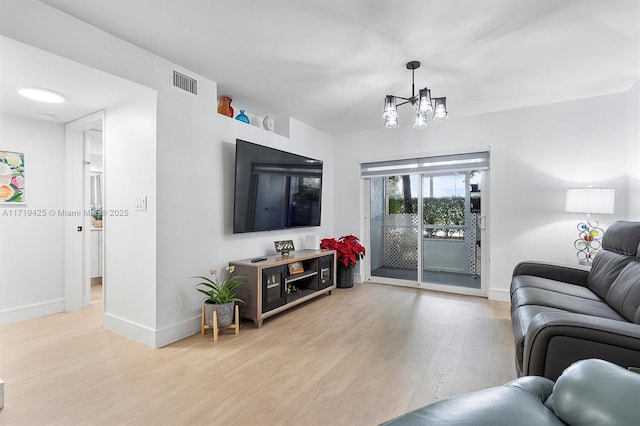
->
[233,139,323,234]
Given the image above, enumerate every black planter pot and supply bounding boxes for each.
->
[337,264,355,288]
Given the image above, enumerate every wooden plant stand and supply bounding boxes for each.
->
[201,304,240,342]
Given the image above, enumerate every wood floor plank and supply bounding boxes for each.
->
[0,283,515,425]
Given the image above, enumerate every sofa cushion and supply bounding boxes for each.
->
[511,275,600,301]
[606,261,640,324]
[587,220,640,299]
[512,288,625,321]
[587,250,635,300]
[601,220,640,256]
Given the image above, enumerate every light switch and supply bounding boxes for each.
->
[135,196,147,211]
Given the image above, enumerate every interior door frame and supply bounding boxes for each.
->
[64,111,104,311]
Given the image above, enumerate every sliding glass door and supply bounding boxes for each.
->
[421,172,482,289]
[364,151,488,294]
[370,175,419,281]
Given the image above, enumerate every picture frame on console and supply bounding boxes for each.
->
[288,261,304,275]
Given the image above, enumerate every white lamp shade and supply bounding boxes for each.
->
[565,188,615,214]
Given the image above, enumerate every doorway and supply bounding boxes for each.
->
[87,129,104,304]
[64,111,104,312]
[363,151,489,296]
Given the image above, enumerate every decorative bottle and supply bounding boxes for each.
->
[236,110,250,124]
[217,96,233,117]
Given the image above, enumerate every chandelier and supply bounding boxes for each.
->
[383,61,448,128]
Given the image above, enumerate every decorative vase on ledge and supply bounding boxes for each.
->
[263,113,274,132]
[236,110,250,124]
[217,96,233,117]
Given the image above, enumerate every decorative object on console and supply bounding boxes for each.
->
[320,235,366,288]
[274,240,295,255]
[288,261,304,275]
[263,112,274,131]
[565,187,615,264]
[235,109,250,124]
[383,61,448,129]
[192,265,244,328]
[304,234,320,250]
[0,150,25,203]
[217,96,234,117]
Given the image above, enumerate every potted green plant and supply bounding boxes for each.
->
[320,235,366,288]
[193,266,243,328]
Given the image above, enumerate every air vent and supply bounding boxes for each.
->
[172,70,198,95]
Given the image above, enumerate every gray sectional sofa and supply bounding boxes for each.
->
[510,220,640,380]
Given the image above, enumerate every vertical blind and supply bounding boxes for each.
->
[360,151,490,178]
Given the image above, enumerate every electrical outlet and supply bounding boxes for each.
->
[135,196,147,211]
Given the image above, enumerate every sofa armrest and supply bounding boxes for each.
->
[380,376,561,426]
[549,359,640,426]
[523,311,640,380]
[512,261,590,287]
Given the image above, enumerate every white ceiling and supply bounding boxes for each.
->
[0,36,151,125]
[5,0,640,135]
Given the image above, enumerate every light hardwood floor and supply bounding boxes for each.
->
[0,283,515,425]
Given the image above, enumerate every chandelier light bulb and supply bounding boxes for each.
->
[413,112,428,129]
[433,97,449,121]
[384,115,398,128]
[383,95,398,119]
[417,88,433,114]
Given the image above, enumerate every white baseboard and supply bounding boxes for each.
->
[0,298,64,325]
[488,287,510,302]
[155,315,201,347]
[103,312,201,348]
[103,312,157,348]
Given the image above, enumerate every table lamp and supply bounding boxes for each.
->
[565,188,615,264]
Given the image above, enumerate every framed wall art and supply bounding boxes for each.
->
[0,150,25,203]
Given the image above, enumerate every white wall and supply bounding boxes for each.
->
[630,82,640,217]
[334,87,638,301]
[102,93,158,344]
[154,86,334,345]
[0,113,65,324]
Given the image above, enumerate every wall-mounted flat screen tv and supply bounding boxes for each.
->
[233,139,323,234]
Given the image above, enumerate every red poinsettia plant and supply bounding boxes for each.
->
[320,235,366,267]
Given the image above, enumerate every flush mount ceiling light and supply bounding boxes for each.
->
[18,87,66,104]
[383,61,448,129]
